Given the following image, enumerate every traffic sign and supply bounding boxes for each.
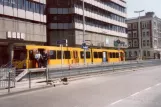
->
[56,39,67,45]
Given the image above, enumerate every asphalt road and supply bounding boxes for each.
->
[0,62,161,107]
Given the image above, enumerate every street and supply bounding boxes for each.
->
[0,65,161,107]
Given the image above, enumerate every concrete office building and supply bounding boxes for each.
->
[47,0,128,47]
[126,12,161,60]
[0,0,46,65]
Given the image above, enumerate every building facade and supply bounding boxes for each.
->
[0,0,46,65]
[126,12,161,60]
[47,0,128,48]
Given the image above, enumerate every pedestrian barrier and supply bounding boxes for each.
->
[0,68,15,90]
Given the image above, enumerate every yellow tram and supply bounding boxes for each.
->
[12,45,125,69]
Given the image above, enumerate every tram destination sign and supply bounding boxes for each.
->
[56,39,67,45]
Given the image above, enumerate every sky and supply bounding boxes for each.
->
[127,0,161,18]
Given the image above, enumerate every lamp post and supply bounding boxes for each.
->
[82,0,86,65]
[134,10,145,60]
[116,39,121,61]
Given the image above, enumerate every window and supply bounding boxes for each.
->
[113,53,116,58]
[125,52,127,57]
[147,40,150,46]
[128,32,132,38]
[143,32,146,37]
[143,40,146,46]
[94,52,98,58]
[110,53,113,58]
[80,52,84,59]
[133,32,137,38]
[129,41,132,47]
[86,52,91,58]
[98,52,103,58]
[80,51,90,59]
[134,40,138,47]
[129,51,132,57]
[116,53,119,58]
[128,24,131,30]
[49,50,56,59]
[0,0,3,5]
[14,50,27,60]
[144,51,146,56]
[18,0,25,9]
[147,31,149,36]
[147,51,150,56]
[134,51,138,57]
[133,23,137,29]
[57,51,62,59]
[64,51,71,59]
[29,50,34,60]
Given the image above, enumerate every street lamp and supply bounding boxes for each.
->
[116,39,121,61]
[82,0,86,65]
[134,10,145,60]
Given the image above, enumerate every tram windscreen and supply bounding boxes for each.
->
[13,49,27,61]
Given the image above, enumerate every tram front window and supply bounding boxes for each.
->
[13,50,27,61]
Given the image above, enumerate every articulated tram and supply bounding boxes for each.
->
[12,45,125,69]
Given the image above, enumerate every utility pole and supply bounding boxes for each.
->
[83,0,86,65]
[134,10,145,60]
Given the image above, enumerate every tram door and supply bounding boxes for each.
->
[103,52,107,63]
[73,51,79,64]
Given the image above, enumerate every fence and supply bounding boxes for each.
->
[0,68,15,91]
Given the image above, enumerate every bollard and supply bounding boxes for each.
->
[112,63,115,72]
[8,72,11,93]
[28,70,31,89]
[46,68,49,85]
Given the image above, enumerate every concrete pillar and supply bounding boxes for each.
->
[8,43,14,65]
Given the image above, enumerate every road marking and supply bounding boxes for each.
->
[131,92,140,97]
[145,87,152,91]
[156,83,161,86]
[110,99,123,105]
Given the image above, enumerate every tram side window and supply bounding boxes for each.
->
[14,50,27,61]
[80,51,84,59]
[49,50,56,59]
[29,50,34,60]
[86,52,91,58]
[113,53,116,58]
[98,52,103,58]
[64,51,71,59]
[110,53,113,58]
[94,52,98,58]
[116,53,119,58]
[57,51,62,59]
[80,51,91,59]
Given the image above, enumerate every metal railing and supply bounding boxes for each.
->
[0,68,15,92]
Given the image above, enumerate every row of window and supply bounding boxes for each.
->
[127,51,150,57]
[48,50,91,60]
[128,31,149,38]
[143,40,150,46]
[110,53,120,58]
[75,15,126,33]
[108,1,126,13]
[41,50,121,60]
[128,22,150,30]
[128,40,150,47]
[142,31,150,37]
[75,4,126,23]
[0,0,46,14]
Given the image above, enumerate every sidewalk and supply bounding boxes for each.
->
[0,78,65,97]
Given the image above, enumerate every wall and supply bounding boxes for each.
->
[0,17,46,43]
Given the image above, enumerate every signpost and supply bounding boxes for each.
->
[56,39,68,67]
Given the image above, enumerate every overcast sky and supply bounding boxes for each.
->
[127,0,161,18]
